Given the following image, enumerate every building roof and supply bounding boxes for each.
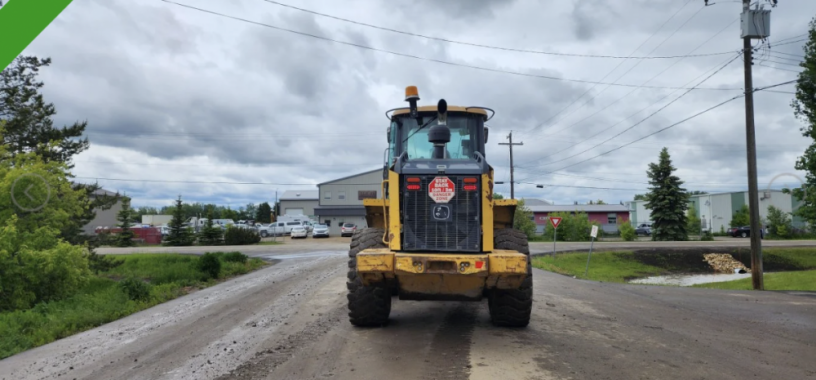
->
[280,190,319,201]
[317,168,382,186]
[521,198,552,206]
[529,204,629,213]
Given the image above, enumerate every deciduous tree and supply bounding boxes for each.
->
[789,16,816,228]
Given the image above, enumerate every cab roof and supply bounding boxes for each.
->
[391,105,488,119]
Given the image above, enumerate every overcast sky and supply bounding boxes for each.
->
[19,0,816,208]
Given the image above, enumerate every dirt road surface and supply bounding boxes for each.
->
[3,242,816,380]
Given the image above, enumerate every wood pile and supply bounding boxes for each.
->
[703,253,750,273]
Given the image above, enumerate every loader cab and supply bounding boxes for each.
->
[386,106,492,175]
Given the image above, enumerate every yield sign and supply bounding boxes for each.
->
[428,176,456,203]
[549,217,563,229]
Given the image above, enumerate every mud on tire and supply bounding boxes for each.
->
[488,228,533,327]
[347,228,392,327]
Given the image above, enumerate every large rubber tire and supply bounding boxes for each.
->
[347,228,392,327]
[488,228,533,327]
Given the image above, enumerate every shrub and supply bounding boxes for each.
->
[119,277,151,301]
[542,211,600,242]
[619,222,636,241]
[700,231,715,241]
[221,251,248,264]
[196,252,222,279]
[223,226,261,245]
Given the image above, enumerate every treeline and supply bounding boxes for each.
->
[134,201,278,223]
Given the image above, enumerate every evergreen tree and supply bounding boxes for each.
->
[198,206,223,245]
[256,202,272,223]
[789,16,816,228]
[114,196,136,247]
[686,205,701,236]
[644,148,689,241]
[164,195,194,246]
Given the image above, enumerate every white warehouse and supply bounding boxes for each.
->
[628,190,805,233]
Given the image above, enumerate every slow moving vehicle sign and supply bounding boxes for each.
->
[429,177,456,203]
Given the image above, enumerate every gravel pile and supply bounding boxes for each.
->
[703,253,750,273]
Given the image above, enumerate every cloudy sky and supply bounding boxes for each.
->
[18,0,816,208]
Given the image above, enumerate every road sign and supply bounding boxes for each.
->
[550,217,562,229]
[590,225,599,238]
[428,176,456,203]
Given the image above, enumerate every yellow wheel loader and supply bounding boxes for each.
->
[347,86,532,327]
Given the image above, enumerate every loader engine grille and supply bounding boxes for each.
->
[402,175,481,252]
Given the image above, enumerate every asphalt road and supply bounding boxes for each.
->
[3,240,815,380]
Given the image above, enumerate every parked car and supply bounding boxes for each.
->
[729,226,751,237]
[635,226,651,236]
[290,226,308,239]
[340,223,357,237]
[312,224,330,238]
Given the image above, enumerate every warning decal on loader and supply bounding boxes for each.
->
[429,177,456,203]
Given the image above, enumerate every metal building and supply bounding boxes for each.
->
[314,168,383,235]
[627,190,805,233]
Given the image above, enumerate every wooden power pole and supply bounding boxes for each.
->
[499,131,523,199]
[742,0,765,290]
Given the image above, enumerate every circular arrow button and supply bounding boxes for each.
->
[11,173,51,212]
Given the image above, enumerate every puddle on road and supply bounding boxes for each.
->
[260,251,346,260]
[629,272,756,286]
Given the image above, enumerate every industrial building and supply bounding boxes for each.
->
[314,168,382,235]
[278,190,319,217]
[627,190,805,233]
[82,188,122,235]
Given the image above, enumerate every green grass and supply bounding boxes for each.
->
[255,241,283,245]
[693,270,816,291]
[532,251,666,283]
[0,253,266,359]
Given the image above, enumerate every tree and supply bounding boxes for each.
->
[256,202,272,223]
[163,196,194,246]
[686,205,701,236]
[633,194,647,201]
[114,196,136,247]
[198,206,223,245]
[644,148,689,241]
[1,56,88,166]
[493,193,505,200]
[595,199,607,205]
[789,16,816,227]
[730,204,750,227]
[766,205,793,238]
[512,199,536,239]
[542,211,599,242]
[689,190,708,195]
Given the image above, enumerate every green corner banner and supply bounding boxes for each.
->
[0,0,74,71]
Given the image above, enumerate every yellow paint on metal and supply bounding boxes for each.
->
[363,198,386,229]
[356,249,395,273]
[482,171,494,252]
[488,250,528,275]
[394,253,489,276]
[392,105,487,118]
[493,199,517,229]
[388,170,401,250]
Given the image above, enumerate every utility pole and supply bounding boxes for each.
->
[499,131,523,199]
[742,0,766,290]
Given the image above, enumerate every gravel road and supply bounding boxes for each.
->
[3,241,815,380]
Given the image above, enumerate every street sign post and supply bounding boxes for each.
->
[550,217,562,256]
[585,225,599,277]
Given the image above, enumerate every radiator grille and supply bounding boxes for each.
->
[402,175,481,252]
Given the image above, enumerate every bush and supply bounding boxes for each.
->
[223,226,261,245]
[700,231,715,241]
[619,222,636,241]
[542,211,600,242]
[196,252,222,279]
[221,251,248,263]
[119,277,151,301]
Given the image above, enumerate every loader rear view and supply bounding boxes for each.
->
[347,86,533,327]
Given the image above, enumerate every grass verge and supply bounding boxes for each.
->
[692,270,816,291]
[0,253,266,359]
[532,247,816,285]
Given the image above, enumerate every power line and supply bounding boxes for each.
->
[520,0,705,135]
[75,176,381,186]
[160,0,741,91]
[518,53,743,169]
[261,0,735,60]
[516,93,746,183]
[755,63,802,73]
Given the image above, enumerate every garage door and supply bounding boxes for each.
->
[285,208,304,215]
